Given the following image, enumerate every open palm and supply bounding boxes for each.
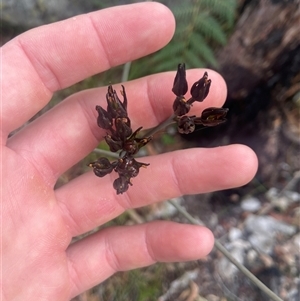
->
[2,3,258,300]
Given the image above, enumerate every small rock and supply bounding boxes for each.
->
[248,233,274,254]
[246,249,259,267]
[244,215,297,254]
[284,190,300,202]
[158,269,199,301]
[272,196,291,211]
[228,227,243,241]
[266,187,279,202]
[206,294,220,301]
[241,197,262,212]
[245,215,296,236]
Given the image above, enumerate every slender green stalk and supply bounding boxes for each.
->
[92,148,120,158]
[121,61,132,83]
[168,199,284,301]
[144,114,176,137]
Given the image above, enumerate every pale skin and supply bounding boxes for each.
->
[1,3,258,301]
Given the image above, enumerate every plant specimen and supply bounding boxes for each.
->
[89,64,228,194]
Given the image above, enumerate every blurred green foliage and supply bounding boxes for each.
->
[97,264,165,301]
[86,0,237,82]
[129,0,237,79]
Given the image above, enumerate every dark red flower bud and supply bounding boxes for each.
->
[120,85,128,111]
[88,157,115,177]
[115,156,149,178]
[129,159,149,177]
[176,115,196,134]
[113,176,131,194]
[106,85,128,118]
[120,127,152,155]
[195,107,229,126]
[123,137,152,156]
[173,96,191,116]
[96,105,113,130]
[105,134,123,152]
[115,117,132,140]
[190,72,211,102]
[172,63,188,96]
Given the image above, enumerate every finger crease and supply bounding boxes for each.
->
[146,79,160,126]
[169,155,184,196]
[17,38,62,92]
[87,14,112,70]
[104,235,120,272]
[67,254,83,297]
[144,227,157,263]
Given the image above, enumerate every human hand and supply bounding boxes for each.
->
[2,3,258,300]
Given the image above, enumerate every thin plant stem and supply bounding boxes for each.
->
[121,61,132,83]
[168,199,284,301]
[92,148,120,158]
[144,114,176,137]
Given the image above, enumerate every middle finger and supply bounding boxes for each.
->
[55,144,257,237]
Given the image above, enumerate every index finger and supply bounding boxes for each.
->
[2,2,175,137]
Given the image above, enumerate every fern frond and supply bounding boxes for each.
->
[189,32,218,67]
[172,1,195,21]
[199,0,237,25]
[127,0,238,79]
[152,41,187,65]
[184,49,205,69]
[195,13,227,45]
[153,58,180,73]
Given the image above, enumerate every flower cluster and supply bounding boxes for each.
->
[89,85,151,194]
[89,64,229,195]
[172,63,228,134]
